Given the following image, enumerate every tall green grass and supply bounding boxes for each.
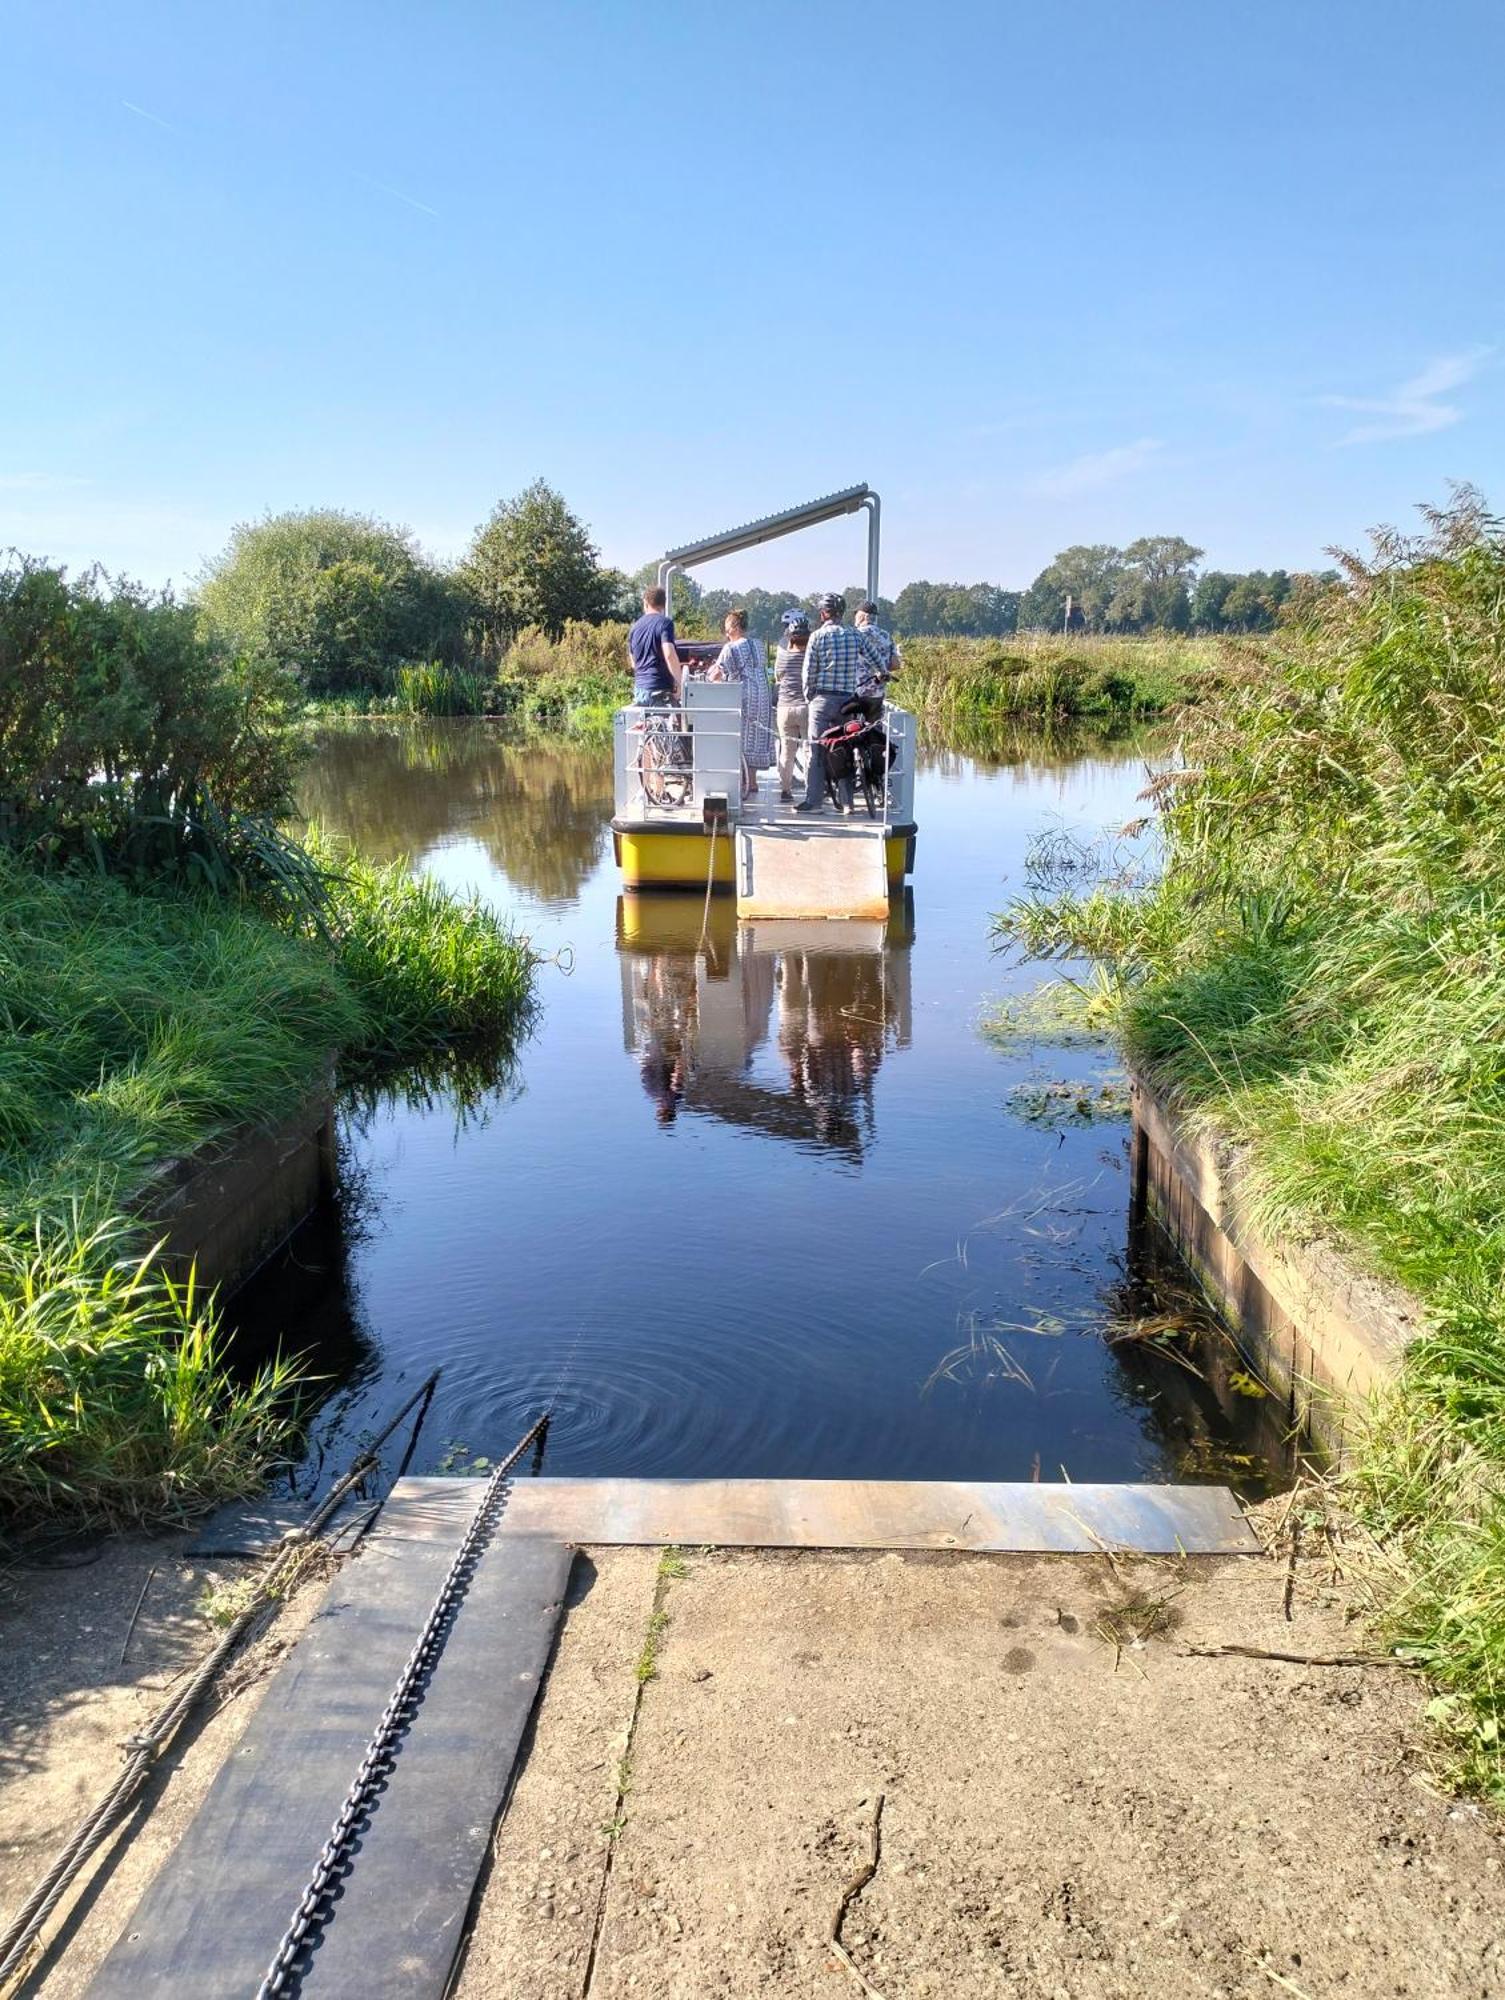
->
[394,660,491,716]
[305,831,537,1062]
[0,841,536,1531]
[0,1221,300,1527]
[995,490,1505,1797]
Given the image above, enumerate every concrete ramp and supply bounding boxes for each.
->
[736,823,889,918]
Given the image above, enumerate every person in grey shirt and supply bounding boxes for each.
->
[854,601,901,682]
[773,609,810,801]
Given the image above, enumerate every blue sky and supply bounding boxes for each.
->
[3,0,1501,595]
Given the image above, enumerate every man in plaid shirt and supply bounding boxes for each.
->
[796,593,885,812]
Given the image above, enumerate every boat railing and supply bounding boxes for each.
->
[613,683,916,828]
[613,680,743,820]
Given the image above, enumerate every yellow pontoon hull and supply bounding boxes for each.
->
[613,821,917,893]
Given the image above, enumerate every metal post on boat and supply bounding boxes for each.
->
[862,491,881,606]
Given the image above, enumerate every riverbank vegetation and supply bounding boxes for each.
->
[172,480,1337,713]
[899,632,1238,723]
[1,557,537,1532]
[994,490,1505,1798]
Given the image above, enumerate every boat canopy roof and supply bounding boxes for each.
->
[658,484,880,604]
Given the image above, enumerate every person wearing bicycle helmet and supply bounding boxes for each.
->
[773,608,811,802]
[796,593,862,813]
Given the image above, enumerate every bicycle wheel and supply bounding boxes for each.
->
[641,726,692,808]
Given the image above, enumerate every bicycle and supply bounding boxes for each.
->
[634,698,694,809]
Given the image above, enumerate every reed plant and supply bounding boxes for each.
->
[994,489,1505,1797]
[901,631,1238,722]
[394,660,491,716]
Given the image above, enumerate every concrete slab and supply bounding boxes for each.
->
[458,1547,1505,2000]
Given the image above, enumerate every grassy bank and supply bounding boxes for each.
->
[899,632,1241,722]
[0,849,536,1530]
[994,493,1505,1798]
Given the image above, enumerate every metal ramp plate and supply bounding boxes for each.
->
[736,822,890,918]
[483,1477,1257,1555]
[86,1493,571,2000]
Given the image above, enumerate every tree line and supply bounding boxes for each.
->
[164,483,1334,698]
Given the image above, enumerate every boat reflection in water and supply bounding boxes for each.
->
[616,893,914,1158]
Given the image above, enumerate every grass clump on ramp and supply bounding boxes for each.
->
[995,487,1505,1799]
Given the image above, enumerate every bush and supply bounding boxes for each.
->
[197,509,464,696]
[493,619,628,722]
[0,555,305,889]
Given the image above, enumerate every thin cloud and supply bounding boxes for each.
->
[1035,437,1163,498]
[0,472,89,492]
[353,172,440,219]
[121,100,179,133]
[1322,347,1493,445]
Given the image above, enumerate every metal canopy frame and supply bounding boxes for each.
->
[657,483,880,613]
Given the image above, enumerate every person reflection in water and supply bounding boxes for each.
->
[639,1051,685,1124]
[619,899,910,1155]
[631,946,700,1126]
[777,948,888,1150]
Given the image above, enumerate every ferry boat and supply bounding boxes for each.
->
[611,485,919,919]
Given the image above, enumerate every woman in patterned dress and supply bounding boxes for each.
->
[710,608,775,798]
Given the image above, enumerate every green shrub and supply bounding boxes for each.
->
[493,619,628,722]
[197,509,464,695]
[0,555,305,890]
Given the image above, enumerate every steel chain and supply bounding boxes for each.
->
[255,1414,547,1999]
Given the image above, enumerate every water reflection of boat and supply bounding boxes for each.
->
[616,893,914,1157]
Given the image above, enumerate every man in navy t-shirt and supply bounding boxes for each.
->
[628,586,683,702]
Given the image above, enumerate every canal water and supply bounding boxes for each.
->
[235,720,1254,1488]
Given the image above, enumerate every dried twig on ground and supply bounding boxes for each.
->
[118,1564,157,1668]
[1182,1642,1409,1668]
[828,1792,886,1999]
[1282,1520,1301,1623]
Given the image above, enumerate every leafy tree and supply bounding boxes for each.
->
[1190,570,1238,630]
[461,482,617,651]
[1191,568,1294,632]
[1019,546,1125,632]
[1121,535,1203,584]
[633,562,706,629]
[197,509,458,695]
[893,581,1017,636]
